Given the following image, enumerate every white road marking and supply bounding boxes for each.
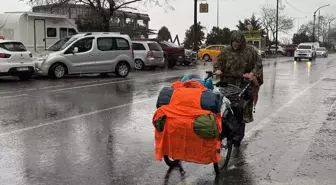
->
[0,97,157,137]
[0,94,29,99]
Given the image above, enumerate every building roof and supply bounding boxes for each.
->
[4,11,68,19]
[33,3,150,20]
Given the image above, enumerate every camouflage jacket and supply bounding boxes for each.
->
[213,45,263,123]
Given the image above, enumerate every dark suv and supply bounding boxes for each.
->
[158,41,185,68]
[283,44,298,56]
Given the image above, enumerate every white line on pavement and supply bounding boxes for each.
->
[0,97,157,137]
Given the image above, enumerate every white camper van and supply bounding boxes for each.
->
[0,12,78,52]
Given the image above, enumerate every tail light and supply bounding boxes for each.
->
[0,53,11,58]
[147,51,153,57]
[132,48,134,58]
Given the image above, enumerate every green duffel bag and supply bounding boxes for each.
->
[194,114,219,138]
[154,115,166,132]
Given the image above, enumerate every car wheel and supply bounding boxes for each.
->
[134,59,144,70]
[18,72,33,81]
[49,63,67,79]
[167,58,176,69]
[184,61,191,66]
[309,57,313,61]
[115,61,130,77]
[203,54,211,62]
[294,57,297,61]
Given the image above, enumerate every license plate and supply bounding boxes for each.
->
[17,67,29,71]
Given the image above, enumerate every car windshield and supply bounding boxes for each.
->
[316,48,326,51]
[298,45,311,49]
[0,42,27,51]
[48,37,72,51]
[59,37,79,51]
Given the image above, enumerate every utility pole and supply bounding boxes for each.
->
[275,0,279,55]
[193,0,197,51]
[217,0,219,28]
[313,4,330,42]
[317,10,321,42]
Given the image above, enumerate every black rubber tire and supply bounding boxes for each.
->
[163,155,180,167]
[294,57,297,61]
[203,54,211,62]
[309,57,312,61]
[18,72,33,81]
[167,58,176,69]
[134,59,145,70]
[48,63,67,79]
[115,61,130,77]
[214,139,233,174]
[184,61,191,66]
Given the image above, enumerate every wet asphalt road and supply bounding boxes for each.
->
[0,56,336,185]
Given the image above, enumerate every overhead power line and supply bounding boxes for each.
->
[284,0,311,14]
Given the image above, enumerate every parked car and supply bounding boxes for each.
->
[158,41,185,68]
[131,40,164,70]
[283,44,297,56]
[0,40,35,80]
[294,43,317,61]
[197,45,225,62]
[316,47,328,57]
[34,32,134,79]
[184,49,197,65]
[269,45,286,55]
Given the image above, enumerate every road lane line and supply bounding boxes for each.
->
[0,94,29,99]
[0,97,157,137]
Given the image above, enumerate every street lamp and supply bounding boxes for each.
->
[328,18,336,44]
[312,4,330,42]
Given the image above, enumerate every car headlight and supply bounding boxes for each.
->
[36,54,49,61]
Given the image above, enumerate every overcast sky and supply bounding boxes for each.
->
[1,0,336,41]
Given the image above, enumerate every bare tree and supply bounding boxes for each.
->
[280,37,291,44]
[260,4,294,45]
[22,0,172,31]
[298,14,335,43]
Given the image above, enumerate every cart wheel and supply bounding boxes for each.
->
[164,155,180,167]
[214,139,233,174]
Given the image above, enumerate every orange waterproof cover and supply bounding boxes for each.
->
[153,80,222,164]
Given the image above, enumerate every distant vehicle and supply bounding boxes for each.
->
[269,45,286,55]
[197,45,225,62]
[132,40,164,70]
[294,43,317,61]
[158,41,185,68]
[0,12,78,52]
[316,47,328,57]
[34,32,134,79]
[283,44,298,56]
[0,40,35,80]
[184,49,197,65]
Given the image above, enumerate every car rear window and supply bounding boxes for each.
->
[0,42,27,51]
[148,42,162,51]
[298,45,311,49]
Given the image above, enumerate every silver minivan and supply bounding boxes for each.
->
[35,33,134,79]
[132,41,164,70]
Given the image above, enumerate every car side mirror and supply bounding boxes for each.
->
[73,47,79,54]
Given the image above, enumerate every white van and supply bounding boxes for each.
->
[0,12,78,52]
[34,32,134,79]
